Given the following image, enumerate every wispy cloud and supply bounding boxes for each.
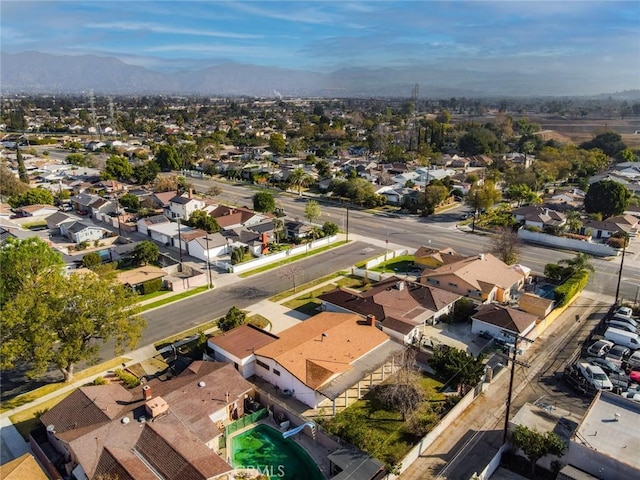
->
[86,21,262,39]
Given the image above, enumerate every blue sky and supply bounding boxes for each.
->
[2,1,639,91]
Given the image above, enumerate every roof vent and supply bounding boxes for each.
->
[198,381,206,387]
[121,417,130,425]
[46,425,55,433]
[478,254,485,260]
[614,413,621,422]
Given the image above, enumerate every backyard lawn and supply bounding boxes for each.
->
[369,255,416,274]
[282,275,369,316]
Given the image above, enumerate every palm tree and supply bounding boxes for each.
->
[287,167,312,196]
[559,252,594,274]
[564,211,583,234]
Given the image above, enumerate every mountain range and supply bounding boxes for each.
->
[2,51,639,99]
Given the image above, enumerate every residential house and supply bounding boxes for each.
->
[147,191,176,210]
[284,220,313,239]
[165,192,205,220]
[549,188,585,208]
[188,232,229,261]
[254,311,404,410]
[207,324,279,378]
[414,246,467,270]
[137,214,170,236]
[580,214,639,239]
[37,361,252,480]
[147,221,193,247]
[518,292,555,318]
[378,186,414,207]
[116,265,167,292]
[178,228,207,253]
[69,193,100,215]
[415,166,457,183]
[512,205,567,230]
[470,303,538,347]
[46,212,72,234]
[318,277,461,344]
[89,198,117,222]
[95,179,127,194]
[16,204,59,217]
[0,453,51,480]
[420,253,527,303]
[223,229,267,256]
[210,205,266,231]
[59,221,107,244]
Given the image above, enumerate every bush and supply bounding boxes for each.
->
[141,277,163,295]
[554,270,590,307]
[92,376,108,385]
[113,368,140,388]
[76,241,89,251]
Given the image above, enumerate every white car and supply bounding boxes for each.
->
[586,339,614,357]
[577,362,613,391]
[616,306,634,318]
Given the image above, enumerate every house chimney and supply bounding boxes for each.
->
[143,385,152,400]
[188,188,193,199]
[478,254,485,261]
[366,314,376,326]
[396,281,405,291]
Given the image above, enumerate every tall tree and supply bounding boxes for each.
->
[0,164,29,200]
[511,424,567,477]
[584,180,631,218]
[188,209,220,233]
[118,193,140,211]
[304,200,321,223]
[16,146,30,184]
[1,241,145,382]
[376,350,425,421]
[218,306,246,332]
[9,187,55,208]
[287,168,313,196]
[559,252,594,275]
[268,133,286,155]
[131,240,159,266]
[154,144,181,171]
[491,227,521,265]
[467,181,501,212]
[103,154,133,181]
[132,160,160,185]
[253,191,276,213]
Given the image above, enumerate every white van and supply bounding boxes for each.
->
[604,327,640,350]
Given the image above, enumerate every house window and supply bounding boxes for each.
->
[448,282,458,288]
[273,369,280,376]
[428,278,439,285]
[256,360,270,371]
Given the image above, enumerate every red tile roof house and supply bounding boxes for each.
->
[420,253,527,304]
[252,311,405,414]
[37,361,253,480]
[318,276,461,345]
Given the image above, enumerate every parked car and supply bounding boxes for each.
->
[616,306,634,318]
[586,357,623,375]
[577,362,613,391]
[606,345,632,368]
[609,315,639,329]
[586,339,614,357]
[622,391,640,403]
[606,320,639,334]
[627,351,640,370]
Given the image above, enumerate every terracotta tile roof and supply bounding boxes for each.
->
[255,312,389,389]
[0,453,50,480]
[472,303,538,334]
[208,324,278,359]
[422,253,524,291]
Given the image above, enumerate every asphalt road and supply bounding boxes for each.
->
[140,240,385,345]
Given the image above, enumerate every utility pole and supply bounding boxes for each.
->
[501,334,532,444]
[615,232,627,305]
[345,206,350,242]
[204,234,212,289]
[177,216,183,268]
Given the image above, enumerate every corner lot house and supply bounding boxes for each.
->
[254,311,404,411]
[318,276,461,344]
[420,253,526,303]
[36,361,252,480]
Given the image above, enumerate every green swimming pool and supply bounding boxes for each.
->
[231,424,324,480]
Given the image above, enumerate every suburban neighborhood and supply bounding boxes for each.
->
[1,92,640,480]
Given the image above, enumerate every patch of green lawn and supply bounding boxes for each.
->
[370,255,415,274]
[137,289,169,302]
[268,272,345,302]
[239,240,348,278]
[154,318,220,350]
[282,284,339,315]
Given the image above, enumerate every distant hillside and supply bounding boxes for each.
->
[2,51,639,99]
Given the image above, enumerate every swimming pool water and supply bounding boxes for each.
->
[231,424,324,480]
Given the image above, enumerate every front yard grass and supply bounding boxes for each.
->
[369,255,415,274]
[268,272,344,302]
[140,286,209,312]
[282,284,338,315]
[154,318,220,350]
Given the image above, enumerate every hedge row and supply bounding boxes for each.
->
[141,277,163,295]
[554,270,590,307]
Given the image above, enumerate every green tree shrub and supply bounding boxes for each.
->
[141,277,163,295]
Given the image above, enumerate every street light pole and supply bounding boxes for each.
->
[345,206,350,242]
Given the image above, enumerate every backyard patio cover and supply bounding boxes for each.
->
[317,340,405,401]
[327,448,386,480]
